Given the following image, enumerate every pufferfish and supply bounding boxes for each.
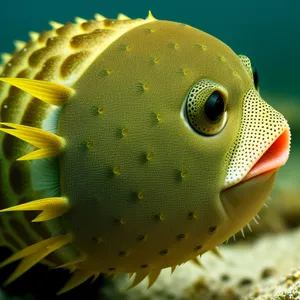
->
[0,11,291,294]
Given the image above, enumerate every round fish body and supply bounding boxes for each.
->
[0,12,290,293]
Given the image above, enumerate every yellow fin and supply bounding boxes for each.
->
[146,10,156,21]
[0,77,74,106]
[14,40,26,51]
[117,13,130,20]
[49,20,63,29]
[29,31,39,41]
[191,257,203,267]
[0,122,65,160]
[127,271,149,290]
[1,234,72,285]
[55,254,87,270]
[171,265,177,273]
[94,13,106,21]
[111,272,121,280]
[57,269,96,295]
[1,53,12,64]
[211,247,223,259]
[75,17,87,24]
[148,269,161,288]
[0,197,69,222]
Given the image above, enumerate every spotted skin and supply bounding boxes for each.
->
[0,12,290,293]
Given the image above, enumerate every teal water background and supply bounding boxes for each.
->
[1,0,299,98]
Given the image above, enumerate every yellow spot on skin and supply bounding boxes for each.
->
[180,169,188,178]
[137,235,147,243]
[146,28,156,33]
[114,218,126,225]
[208,226,217,233]
[137,192,144,200]
[113,167,121,175]
[121,129,128,136]
[195,44,207,51]
[142,83,150,91]
[155,213,165,221]
[140,264,148,269]
[156,113,162,121]
[98,107,104,114]
[118,251,127,257]
[137,82,150,93]
[86,141,94,149]
[159,249,168,256]
[106,68,113,75]
[233,71,238,77]
[152,57,160,64]
[92,237,102,244]
[146,152,153,160]
[194,245,203,252]
[188,211,199,220]
[177,233,186,241]
[218,56,226,63]
[182,68,189,76]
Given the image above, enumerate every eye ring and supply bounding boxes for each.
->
[185,79,228,136]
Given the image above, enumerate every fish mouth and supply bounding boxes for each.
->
[240,127,290,183]
[219,127,290,236]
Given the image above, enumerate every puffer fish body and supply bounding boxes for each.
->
[0,12,290,294]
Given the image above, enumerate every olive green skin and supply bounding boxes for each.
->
[58,21,253,273]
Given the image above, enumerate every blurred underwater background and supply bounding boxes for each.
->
[0,0,299,299]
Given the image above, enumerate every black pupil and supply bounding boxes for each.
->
[204,91,224,122]
[252,66,259,89]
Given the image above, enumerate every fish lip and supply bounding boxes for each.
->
[223,126,291,190]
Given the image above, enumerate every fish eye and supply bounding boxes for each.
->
[204,91,225,122]
[252,66,259,90]
[185,79,228,136]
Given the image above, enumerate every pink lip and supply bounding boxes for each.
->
[242,128,290,182]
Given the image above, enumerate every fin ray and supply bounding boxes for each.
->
[127,271,149,290]
[0,122,65,160]
[57,269,96,295]
[1,234,72,285]
[148,269,161,288]
[0,77,74,106]
[0,197,69,222]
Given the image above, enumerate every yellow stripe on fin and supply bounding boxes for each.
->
[148,269,161,288]
[117,13,130,20]
[55,254,87,270]
[0,77,74,106]
[0,122,65,160]
[57,269,97,295]
[0,234,72,285]
[0,197,69,222]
